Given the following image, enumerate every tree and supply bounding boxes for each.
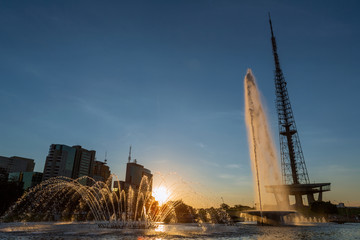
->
[0,181,24,216]
[220,203,230,210]
[311,201,338,215]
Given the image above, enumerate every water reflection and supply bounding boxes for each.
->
[154,224,165,232]
[0,222,359,239]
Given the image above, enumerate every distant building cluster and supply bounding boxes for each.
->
[0,144,151,193]
[0,155,39,190]
[0,144,109,190]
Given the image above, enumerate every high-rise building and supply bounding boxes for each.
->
[42,144,76,181]
[93,160,111,182]
[42,144,95,184]
[114,161,153,193]
[8,172,43,190]
[124,161,152,190]
[113,147,152,192]
[72,145,96,180]
[0,156,35,181]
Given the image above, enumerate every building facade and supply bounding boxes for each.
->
[114,160,152,193]
[0,156,35,181]
[42,144,76,181]
[0,156,35,173]
[8,172,43,190]
[93,160,111,182]
[42,144,95,184]
[72,145,96,182]
[125,161,152,190]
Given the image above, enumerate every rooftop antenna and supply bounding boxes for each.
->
[128,145,132,163]
[104,151,107,163]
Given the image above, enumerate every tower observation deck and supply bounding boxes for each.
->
[265,15,330,208]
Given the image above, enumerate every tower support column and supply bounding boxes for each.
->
[307,193,315,205]
[318,190,323,202]
[295,194,303,207]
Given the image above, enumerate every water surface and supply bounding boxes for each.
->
[0,222,359,239]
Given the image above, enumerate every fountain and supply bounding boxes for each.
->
[2,173,230,229]
[2,175,179,228]
[0,70,356,238]
[243,69,295,225]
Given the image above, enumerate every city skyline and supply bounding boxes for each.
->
[1,1,360,207]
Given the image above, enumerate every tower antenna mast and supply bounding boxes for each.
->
[269,14,310,186]
[266,14,330,208]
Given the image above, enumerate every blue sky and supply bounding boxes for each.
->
[1,0,359,206]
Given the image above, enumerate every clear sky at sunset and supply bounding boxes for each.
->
[1,0,359,207]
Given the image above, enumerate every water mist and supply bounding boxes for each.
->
[244,69,287,211]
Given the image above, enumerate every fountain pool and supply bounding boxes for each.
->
[0,221,359,239]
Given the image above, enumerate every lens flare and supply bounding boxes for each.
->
[152,186,170,206]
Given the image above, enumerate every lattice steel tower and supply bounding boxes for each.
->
[266,15,330,207]
[269,16,310,185]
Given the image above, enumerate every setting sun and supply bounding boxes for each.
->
[152,186,170,206]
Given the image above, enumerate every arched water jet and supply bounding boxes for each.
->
[3,172,231,228]
[3,175,168,228]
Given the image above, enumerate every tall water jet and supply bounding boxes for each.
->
[244,69,289,216]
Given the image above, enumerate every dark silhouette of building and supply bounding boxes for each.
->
[93,160,111,182]
[42,144,95,185]
[72,145,96,184]
[8,172,43,190]
[266,15,330,208]
[0,156,35,174]
[113,146,152,192]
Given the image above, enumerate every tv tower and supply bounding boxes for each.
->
[266,14,330,207]
[269,15,310,186]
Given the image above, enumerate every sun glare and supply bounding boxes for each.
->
[152,186,170,206]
